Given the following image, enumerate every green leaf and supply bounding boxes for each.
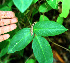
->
[34,21,68,36]
[39,2,52,12]
[8,28,34,53]
[0,6,12,11]
[39,15,50,21]
[56,16,64,24]
[13,0,33,13]
[32,35,53,63]
[32,0,38,4]
[59,0,70,18]
[7,0,13,7]
[0,0,13,11]
[0,41,9,57]
[0,45,8,57]
[26,59,36,63]
[46,0,58,9]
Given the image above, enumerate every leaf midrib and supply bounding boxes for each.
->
[36,36,47,62]
[9,32,30,52]
[34,28,67,30]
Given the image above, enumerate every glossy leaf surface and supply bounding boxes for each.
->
[32,35,53,63]
[8,28,34,53]
[13,0,33,13]
[34,21,68,36]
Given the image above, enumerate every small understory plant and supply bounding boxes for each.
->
[0,0,69,63]
[8,21,67,63]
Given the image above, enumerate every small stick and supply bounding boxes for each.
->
[48,37,70,52]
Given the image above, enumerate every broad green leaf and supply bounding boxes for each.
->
[26,59,36,63]
[32,35,53,63]
[13,0,33,13]
[39,2,52,12]
[46,0,58,9]
[39,15,50,21]
[59,0,70,18]
[32,0,38,4]
[8,28,34,53]
[56,16,63,24]
[33,21,68,36]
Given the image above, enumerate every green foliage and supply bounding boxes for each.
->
[0,0,13,11]
[26,59,36,63]
[32,35,53,63]
[46,0,58,9]
[34,21,67,36]
[0,45,8,57]
[39,2,52,12]
[7,0,13,7]
[0,41,9,57]
[0,40,9,49]
[39,15,50,21]
[13,0,33,13]
[8,28,34,53]
[0,0,69,63]
[0,39,10,57]
[7,21,67,63]
[45,0,70,18]
[56,16,64,24]
[32,0,38,4]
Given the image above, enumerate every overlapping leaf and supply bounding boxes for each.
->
[56,16,64,24]
[39,2,52,12]
[32,35,53,63]
[8,28,34,53]
[46,0,58,9]
[34,21,68,36]
[39,15,50,21]
[32,0,38,4]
